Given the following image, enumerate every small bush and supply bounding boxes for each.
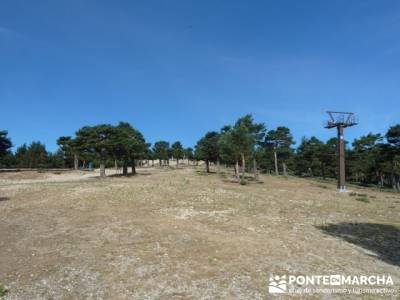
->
[0,284,8,297]
[349,192,368,198]
[356,197,369,203]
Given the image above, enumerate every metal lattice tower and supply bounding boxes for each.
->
[324,111,358,192]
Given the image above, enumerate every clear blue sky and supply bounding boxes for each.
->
[1,0,399,151]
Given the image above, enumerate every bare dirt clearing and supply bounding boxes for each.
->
[1,167,400,299]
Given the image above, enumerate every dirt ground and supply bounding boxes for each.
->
[0,166,399,299]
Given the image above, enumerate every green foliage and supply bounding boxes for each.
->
[349,192,368,197]
[261,126,295,172]
[217,115,266,182]
[114,122,147,161]
[386,125,400,147]
[232,115,266,156]
[218,126,236,165]
[265,126,294,158]
[56,136,76,168]
[12,142,50,168]
[184,147,194,161]
[348,133,382,184]
[356,196,369,203]
[0,131,13,168]
[171,141,184,160]
[0,130,12,158]
[0,284,8,297]
[2,117,400,192]
[72,122,147,175]
[219,115,266,164]
[195,132,220,163]
[153,141,170,163]
[47,149,66,168]
[75,124,116,158]
[294,136,335,178]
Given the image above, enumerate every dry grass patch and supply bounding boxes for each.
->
[1,167,399,299]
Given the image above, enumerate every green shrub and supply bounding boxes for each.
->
[0,284,8,297]
[356,197,369,203]
[349,192,368,198]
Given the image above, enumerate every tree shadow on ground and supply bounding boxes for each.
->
[107,172,152,178]
[195,170,216,175]
[316,223,400,266]
[221,176,264,185]
[0,197,10,202]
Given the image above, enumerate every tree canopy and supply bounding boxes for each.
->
[153,141,170,166]
[0,130,12,158]
[195,131,220,173]
[171,141,184,166]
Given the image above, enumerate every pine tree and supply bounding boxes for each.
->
[153,141,170,167]
[171,141,184,167]
[0,131,12,158]
[195,132,220,173]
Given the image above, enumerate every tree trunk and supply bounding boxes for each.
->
[235,160,240,182]
[274,147,278,176]
[176,158,179,167]
[283,163,288,176]
[100,162,106,177]
[206,160,210,173]
[74,154,79,170]
[241,153,246,181]
[122,159,128,176]
[114,159,118,170]
[217,159,220,173]
[253,159,259,181]
[391,172,399,191]
[131,159,136,175]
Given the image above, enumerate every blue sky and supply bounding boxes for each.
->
[1,0,399,151]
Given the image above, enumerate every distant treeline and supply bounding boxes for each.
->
[0,115,399,190]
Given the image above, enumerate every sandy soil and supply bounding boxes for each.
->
[0,166,399,299]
